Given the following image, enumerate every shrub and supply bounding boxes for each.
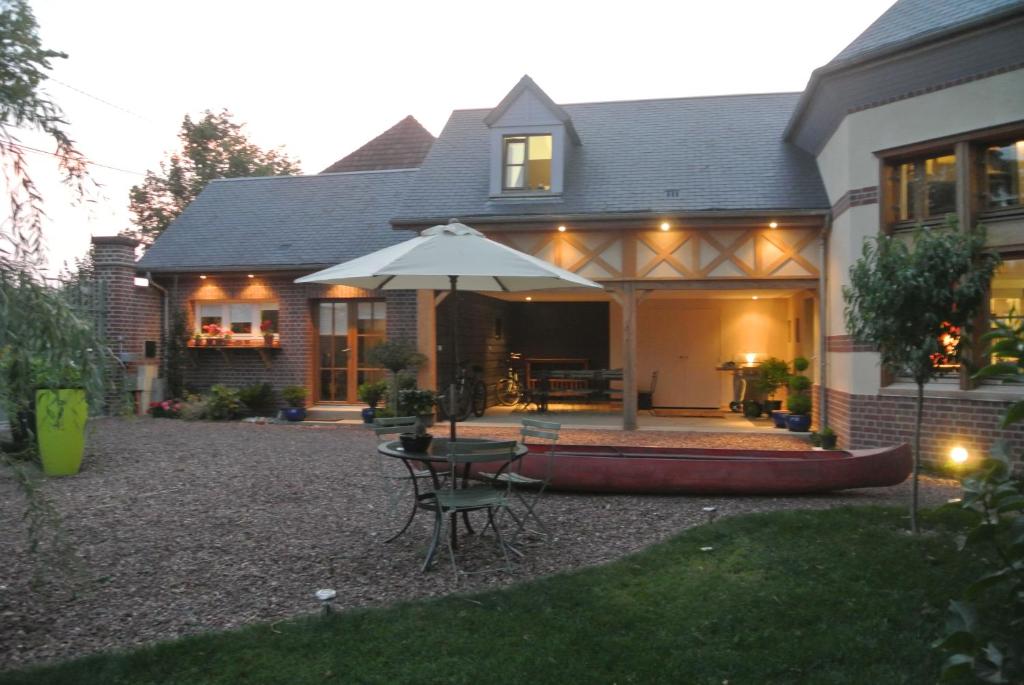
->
[357,380,387,408]
[792,356,809,373]
[786,393,811,415]
[148,399,182,418]
[206,385,242,420]
[238,382,275,416]
[788,375,812,393]
[399,388,436,416]
[179,396,209,421]
[755,357,789,398]
[281,385,307,408]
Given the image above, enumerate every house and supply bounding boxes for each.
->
[93,0,1024,463]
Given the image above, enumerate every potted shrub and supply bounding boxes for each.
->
[33,363,89,476]
[193,330,203,347]
[812,426,838,449]
[398,417,433,453]
[368,341,426,414]
[755,357,789,416]
[399,387,437,427]
[357,380,387,423]
[786,356,812,432]
[281,385,308,421]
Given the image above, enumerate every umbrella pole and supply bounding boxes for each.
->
[448,275,459,442]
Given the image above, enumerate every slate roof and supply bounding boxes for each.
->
[829,0,1024,67]
[320,116,435,173]
[136,170,417,272]
[393,92,828,223]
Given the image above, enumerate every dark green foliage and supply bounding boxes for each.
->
[754,357,789,398]
[128,110,300,244]
[280,385,307,408]
[786,356,812,416]
[398,388,436,416]
[0,0,88,264]
[356,380,387,408]
[843,222,1000,533]
[237,383,275,416]
[786,393,811,415]
[792,356,809,373]
[204,385,241,420]
[164,309,190,399]
[0,507,989,685]
[936,319,1024,683]
[369,341,426,413]
[788,374,811,394]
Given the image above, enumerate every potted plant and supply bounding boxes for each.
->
[203,323,222,346]
[223,329,233,345]
[357,380,387,423]
[33,362,89,476]
[786,356,812,432]
[755,357,789,417]
[193,330,203,347]
[399,387,437,427]
[368,341,426,414]
[398,417,433,453]
[260,319,274,346]
[811,426,838,449]
[281,385,308,421]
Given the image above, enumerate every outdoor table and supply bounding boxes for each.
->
[377,437,528,568]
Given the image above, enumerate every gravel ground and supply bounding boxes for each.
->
[0,418,959,669]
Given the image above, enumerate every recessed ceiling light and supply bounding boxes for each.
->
[660,222,670,231]
[525,296,533,301]
[199,274,207,280]
[557,225,567,232]
[752,296,759,300]
[247,274,255,278]
[768,221,778,229]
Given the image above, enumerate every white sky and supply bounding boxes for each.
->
[15,0,894,274]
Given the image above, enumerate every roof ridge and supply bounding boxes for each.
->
[209,168,418,184]
[452,90,802,114]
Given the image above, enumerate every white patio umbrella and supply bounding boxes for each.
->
[296,219,604,440]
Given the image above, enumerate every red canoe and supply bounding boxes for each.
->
[500,443,912,495]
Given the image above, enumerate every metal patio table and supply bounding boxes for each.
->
[377,437,528,567]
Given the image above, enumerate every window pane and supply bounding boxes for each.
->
[985,140,1023,209]
[505,164,524,188]
[333,303,348,335]
[229,304,252,334]
[320,370,332,401]
[925,155,956,217]
[991,258,1024,324]
[374,302,387,333]
[894,153,956,221]
[504,138,526,164]
[357,302,373,332]
[528,134,552,160]
[318,303,333,336]
[527,158,552,191]
[358,336,383,364]
[357,369,387,387]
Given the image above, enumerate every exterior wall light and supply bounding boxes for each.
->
[557,225,566,232]
[660,222,670,231]
[769,221,778,229]
[950,446,969,464]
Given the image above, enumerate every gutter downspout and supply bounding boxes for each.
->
[146,271,170,358]
[818,215,831,431]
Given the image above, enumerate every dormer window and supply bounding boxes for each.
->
[503,134,552,191]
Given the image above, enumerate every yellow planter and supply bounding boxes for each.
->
[35,389,87,476]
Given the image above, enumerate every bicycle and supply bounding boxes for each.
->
[496,353,525,406]
[436,362,487,422]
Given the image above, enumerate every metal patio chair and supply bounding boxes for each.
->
[479,418,561,540]
[424,440,519,578]
[371,416,439,542]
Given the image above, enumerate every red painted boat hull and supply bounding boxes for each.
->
[496,443,912,495]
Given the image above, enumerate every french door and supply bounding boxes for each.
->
[316,300,387,403]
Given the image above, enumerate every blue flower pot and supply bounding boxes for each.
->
[787,414,811,432]
[770,410,790,428]
[361,407,376,424]
[283,407,307,422]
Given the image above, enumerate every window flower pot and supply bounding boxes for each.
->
[283,407,306,422]
[787,414,811,432]
[770,410,790,429]
[263,334,274,346]
[35,389,88,476]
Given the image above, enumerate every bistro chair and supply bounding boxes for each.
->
[425,440,519,578]
[370,416,439,542]
[479,418,561,540]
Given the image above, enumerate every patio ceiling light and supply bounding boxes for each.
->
[769,221,778,229]
[525,296,533,301]
[752,295,759,300]
[199,274,207,280]
[247,273,255,278]
[557,225,566,232]
[660,222,670,231]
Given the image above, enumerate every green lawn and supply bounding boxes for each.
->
[1,506,981,685]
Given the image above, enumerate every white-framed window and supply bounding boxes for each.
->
[195,302,279,336]
[502,134,553,191]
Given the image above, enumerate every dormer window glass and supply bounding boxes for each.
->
[503,134,552,191]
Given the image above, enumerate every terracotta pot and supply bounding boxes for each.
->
[264,334,274,346]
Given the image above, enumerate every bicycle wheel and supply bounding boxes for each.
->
[496,378,519,406]
[471,379,487,417]
[455,384,473,422]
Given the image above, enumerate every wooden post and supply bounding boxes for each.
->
[622,282,638,431]
[416,290,437,391]
[955,140,980,391]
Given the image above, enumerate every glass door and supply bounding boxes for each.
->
[317,301,387,402]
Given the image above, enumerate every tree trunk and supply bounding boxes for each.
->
[911,381,924,534]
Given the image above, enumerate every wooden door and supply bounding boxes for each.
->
[316,301,387,403]
[638,303,721,408]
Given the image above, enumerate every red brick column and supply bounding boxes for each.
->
[91,236,140,413]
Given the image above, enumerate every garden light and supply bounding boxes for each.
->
[949,446,969,464]
[315,588,337,615]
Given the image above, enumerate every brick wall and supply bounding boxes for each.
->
[436,292,512,405]
[827,386,1024,465]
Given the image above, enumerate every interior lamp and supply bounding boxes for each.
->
[744,353,756,365]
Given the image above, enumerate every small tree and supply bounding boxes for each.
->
[843,222,999,533]
[368,341,426,414]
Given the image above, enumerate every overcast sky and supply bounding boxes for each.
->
[16,0,894,273]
